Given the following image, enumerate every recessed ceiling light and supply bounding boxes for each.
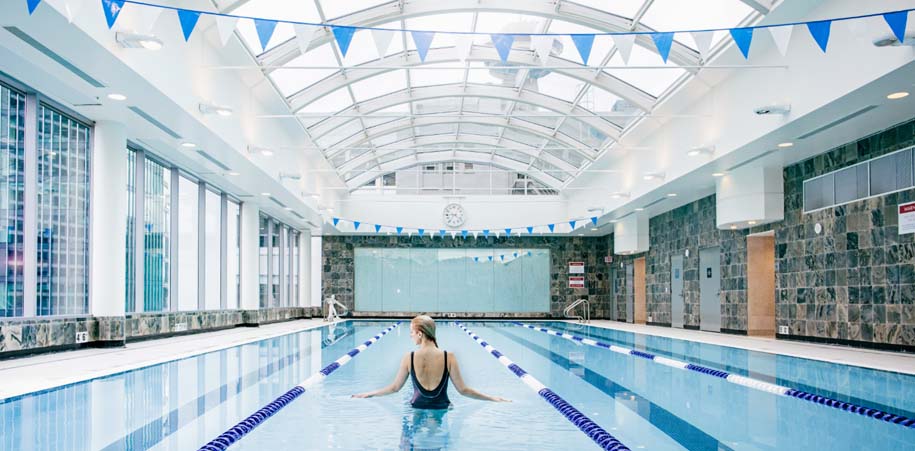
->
[591,228,598,231]
[260,192,271,196]
[635,208,644,211]
[181,142,196,148]
[687,146,714,157]
[748,220,757,225]
[730,225,737,230]
[107,93,127,101]
[199,103,233,116]
[777,142,794,148]
[284,207,293,211]
[226,171,240,176]
[887,91,909,100]
[667,193,677,197]
[712,172,725,177]
[610,191,630,199]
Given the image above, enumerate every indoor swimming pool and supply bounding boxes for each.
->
[1,320,913,450]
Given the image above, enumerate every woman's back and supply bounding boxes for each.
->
[410,348,451,409]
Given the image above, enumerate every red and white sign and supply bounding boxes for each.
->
[569,261,585,274]
[900,202,915,235]
[569,276,585,288]
[603,255,613,264]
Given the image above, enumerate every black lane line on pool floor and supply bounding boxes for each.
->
[491,327,734,451]
[547,322,915,421]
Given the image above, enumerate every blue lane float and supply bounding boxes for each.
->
[455,322,631,451]
[516,322,915,429]
[197,322,400,451]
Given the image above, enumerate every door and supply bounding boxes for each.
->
[625,263,634,323]
[671,255,684,328]
[609,268,618,321]
[699,246,721,332]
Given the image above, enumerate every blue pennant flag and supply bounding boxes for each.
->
[439,229,446,238]
[353,221,360,230]
[396,226,403,235]
[569,220,577,230]
[177,10,201,41]
[461,230,468,238]
[527,251,532,256]
[474,257,479,262]
[651,32,675,63]
[374,224,382,233]
[418,228,425,236]
[548,224,555,232]
[491,34,515,63]
[500,255,505,261]
[591,217,598,225]
[883,11,908,43]
[806,20,831,52]
[729,27,753,59]
[27,0,41,15]
[513,252,518,258]
[332,217,339,226]
[505,228,512,237]
[101,0,126,29]
[488,256,493,262]
[571,34,595,65]
[527,226,534,234]
[254,19,278,51]
[411,31,435,62]
[483,229,490,238]
[333,26,357,57]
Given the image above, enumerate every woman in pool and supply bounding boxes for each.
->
[353,315,509,408]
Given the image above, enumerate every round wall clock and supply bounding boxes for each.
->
[443,203,466,228]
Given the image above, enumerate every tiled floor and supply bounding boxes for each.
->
[0,319,326,400]
[574,320,915,375]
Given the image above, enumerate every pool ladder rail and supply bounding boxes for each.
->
[564,298,591,323]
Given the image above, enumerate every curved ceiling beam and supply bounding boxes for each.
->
[346,150,563,190]
[259,0,700,69]
[306,84,623,143]
[326,115,595,161]
[338,134,578,174]
[288,47,655,113]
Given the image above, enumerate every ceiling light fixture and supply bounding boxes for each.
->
[667,193,677,197]
[610,191,630,199]
[887,91,910,100]
[107,93,127,101]
[181,142,196,149]
[777,142,794,148]
[591,228,599,231]
[642,172,664,181]
[248,145,274,157]
[730,225,737,230]
[199,102,233,116]
[712,172,725,177]
[687,146,715,157]
[260,192,271,197]
[279,172,302,181]
[748,220,757,225]
[226,171,240,176]
[635,208,645,212]
[115,32,164,50]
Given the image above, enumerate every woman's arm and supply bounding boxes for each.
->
[448,354,510,402]
[352,353,411,398]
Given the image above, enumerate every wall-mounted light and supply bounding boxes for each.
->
[687,146,715,157]
[115,32,164,50]
[642,172,664,181]
[247,145,274,157]
[279,172,301,181]
[610,191,630,199]
[199,102,233,117]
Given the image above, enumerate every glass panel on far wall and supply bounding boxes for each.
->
[258,216,269,308]
[204,190,221,310]
[870,154,897,196]
[36,105,90,316]
[803,178,821,212]
[177,176,198,311]
[226,200,240,309]
[125,149,136,312]
[437,249,466,312]
[0,85,26,317]
[354,248,383,312]
[142,159,170,312]
[895,149,912,190]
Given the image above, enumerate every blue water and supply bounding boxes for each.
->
[1,321,913,450]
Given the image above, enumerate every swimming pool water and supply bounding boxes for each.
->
[1,321,913,450]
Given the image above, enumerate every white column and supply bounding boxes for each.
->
[89,121,128,317]
[310,235,322,308]
[298,231,311,307]
[239,202,260,310]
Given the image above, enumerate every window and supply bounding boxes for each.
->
[804,145,915,212]
[272,223,282,306]
[259,215,270,308]
[259,215,300,308]
[204,190,221,310]
[125,149,136,312]
[177,176,198,311]
[834,165,868,205]
[142,158,170,312]
[36,105,90,316]
[226,200,240,309]
[0,84,25,317]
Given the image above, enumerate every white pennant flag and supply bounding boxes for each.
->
[531,35,554,65]
[691,31,714,60]
[216,16,239,47]
[611,33,636,64]
[131,4,164,33]
[767,25,793,57]
[62,0,88,24]
[454,35,473,62]
[371,29,395,59]
[450,231,457,239]
[293,24,321,54]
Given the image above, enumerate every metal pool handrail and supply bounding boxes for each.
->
[563,298,591,323]
[455,322,631,451]
[196,322,400,451]
[516,322,915,429]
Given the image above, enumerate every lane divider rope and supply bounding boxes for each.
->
[455,322,631,451]
[197,323,400,451]
[516,322,915,429]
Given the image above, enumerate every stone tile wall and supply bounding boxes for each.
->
[321,235,613,318]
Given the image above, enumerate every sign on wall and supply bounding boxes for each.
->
[569,276,585,288]
[899,202,915,235]
[603,255,613,264]
[569,261,585,274]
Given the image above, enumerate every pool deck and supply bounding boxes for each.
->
[3,318,915,402]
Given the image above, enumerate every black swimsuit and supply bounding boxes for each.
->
[410,351,451,410]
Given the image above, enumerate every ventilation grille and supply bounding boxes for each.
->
[269,197,287,208]
[726,149,779,172]
[305,220,318,227]
[797,105,879,140]
[196,150,231,171]
[128,106,182,139]
[4,26,105,88]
